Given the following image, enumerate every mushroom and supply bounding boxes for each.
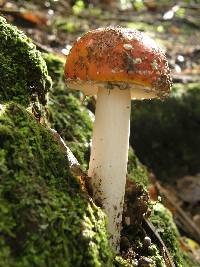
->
[64,26,172,251]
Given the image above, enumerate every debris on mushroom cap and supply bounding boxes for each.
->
[65,26,172,100]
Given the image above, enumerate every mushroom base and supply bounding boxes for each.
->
[88,87,131,251]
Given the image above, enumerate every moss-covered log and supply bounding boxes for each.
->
[0,103,113,267]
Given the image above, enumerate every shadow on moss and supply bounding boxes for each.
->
[130,84,200,182]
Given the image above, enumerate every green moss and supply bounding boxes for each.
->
[127,147,149,189]
[53,17,82,33]
[130,83,200,182]
[0,102,113,266]
[0,16,51,107]
[114,256,136,267]
[150,203,198,267]
[43,53,92,170]
[116,202,199,266]
[147,244,166,267]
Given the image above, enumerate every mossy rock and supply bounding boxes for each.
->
[130,83,200,182]
[0,16,51,107]
[0,103,113,267]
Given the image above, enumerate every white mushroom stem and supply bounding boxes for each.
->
[88,87,131,251]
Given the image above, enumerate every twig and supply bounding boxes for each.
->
[48,128,93,196]
[143,217,176,267]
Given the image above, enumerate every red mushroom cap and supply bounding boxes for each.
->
[65,26,172,99]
